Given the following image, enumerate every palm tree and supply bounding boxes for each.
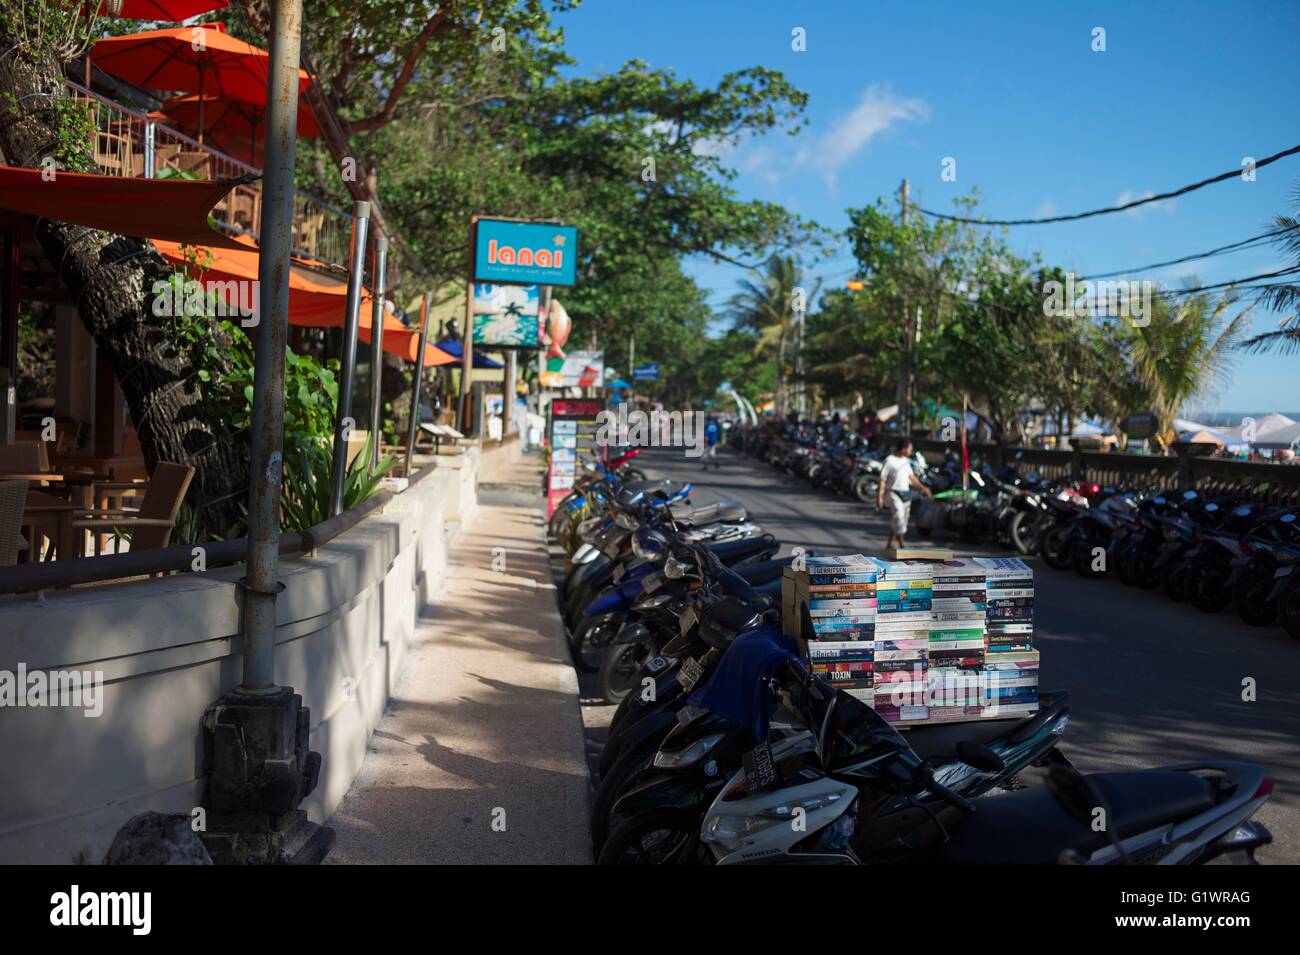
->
[1124,285,1253,447]
[727,255,820,416]
[1241,186,1300,354]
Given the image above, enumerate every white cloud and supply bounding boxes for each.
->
[794,84,930,188]
[1034,200,1058,218]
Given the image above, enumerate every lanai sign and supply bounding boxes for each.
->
[473,217,578,287]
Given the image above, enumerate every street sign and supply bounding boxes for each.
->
[473,218,578,287]
[632,362,659,381]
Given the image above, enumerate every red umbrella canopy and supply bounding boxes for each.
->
[153,94,320,163]
[91,23,310,107]
[95,0,230,19]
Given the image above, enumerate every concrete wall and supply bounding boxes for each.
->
[0,448,478,864]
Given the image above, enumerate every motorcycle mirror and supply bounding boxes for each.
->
[955,740,1006,773]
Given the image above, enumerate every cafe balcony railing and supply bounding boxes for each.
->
[65,80,349,268]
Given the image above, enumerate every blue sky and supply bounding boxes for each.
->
[559,0,1300,413]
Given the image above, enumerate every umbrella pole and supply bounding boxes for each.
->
[198,64,205,146]
[404,291,431,478]
[330,201,370,516]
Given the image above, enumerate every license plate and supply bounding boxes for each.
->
[742,741,778,793]
[676,656,705,691]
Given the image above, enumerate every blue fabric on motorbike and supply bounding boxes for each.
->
[689,625,799,742]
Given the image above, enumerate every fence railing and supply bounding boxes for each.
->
[66,81,350,268]
[912,437,1300,506]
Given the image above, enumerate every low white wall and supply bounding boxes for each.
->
[0,448,478,864]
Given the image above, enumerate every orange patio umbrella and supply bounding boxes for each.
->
[94,0,229,18]
[151,238,457,367]
[91,23,310,143]
[152,93,320,166]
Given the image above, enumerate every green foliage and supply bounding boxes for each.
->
[279,432,396,533]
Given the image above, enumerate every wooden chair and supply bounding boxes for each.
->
[0,480,29,566]
[75,462,195,556]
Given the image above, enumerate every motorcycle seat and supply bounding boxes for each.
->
[706,535,777,565]
[622,479,683,499]
[698,595,765,649]
[669,499,747,526]
[734,556,795,586]
[938,770,1216,865]
[902,717,1025,761]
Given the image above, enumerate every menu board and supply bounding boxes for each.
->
[547,398,605,517]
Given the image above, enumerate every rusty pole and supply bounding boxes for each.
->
[241,0,304,692]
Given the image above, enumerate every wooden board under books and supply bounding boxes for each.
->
[882,547,955,560]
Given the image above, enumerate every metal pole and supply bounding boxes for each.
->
[404,291,430,478]
[461,280,474,433]
[504,349,517,436]
[899,178,911,438]
[241,0,304,694]
[143,122,156,178]
[368,236,388,470]
[330,200,370,516]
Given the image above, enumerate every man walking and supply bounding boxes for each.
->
[702,414,721,469]
[876,438,931,550]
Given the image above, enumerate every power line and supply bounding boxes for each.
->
[915,143,1300,226]
[1081,224,1300,280]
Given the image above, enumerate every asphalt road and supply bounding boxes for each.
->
[629,444,1300,864]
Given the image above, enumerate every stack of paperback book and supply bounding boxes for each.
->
[782,555,881,696]
[784,554,1040,726]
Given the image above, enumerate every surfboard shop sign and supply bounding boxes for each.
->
[473,217,579,287]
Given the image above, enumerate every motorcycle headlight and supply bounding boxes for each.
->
[653,733,725,769]
[664,555,691,579]
[631,529,667,560]
[702,792,844,850]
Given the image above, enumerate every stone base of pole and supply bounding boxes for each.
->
[198,686,334,864]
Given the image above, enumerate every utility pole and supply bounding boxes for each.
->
[899,178,912,438]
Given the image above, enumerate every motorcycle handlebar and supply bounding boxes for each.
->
[925,772,976,814]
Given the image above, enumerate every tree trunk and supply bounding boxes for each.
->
[0,42,250,539]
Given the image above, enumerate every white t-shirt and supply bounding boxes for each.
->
[881,454,913,493]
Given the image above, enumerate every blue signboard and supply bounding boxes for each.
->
[473,218,578,287]
[633,363,659,381]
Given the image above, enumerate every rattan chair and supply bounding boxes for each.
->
[0,480,29,566]
[76,462,195,555]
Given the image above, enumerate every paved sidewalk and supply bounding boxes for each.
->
[327,488,591,864]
